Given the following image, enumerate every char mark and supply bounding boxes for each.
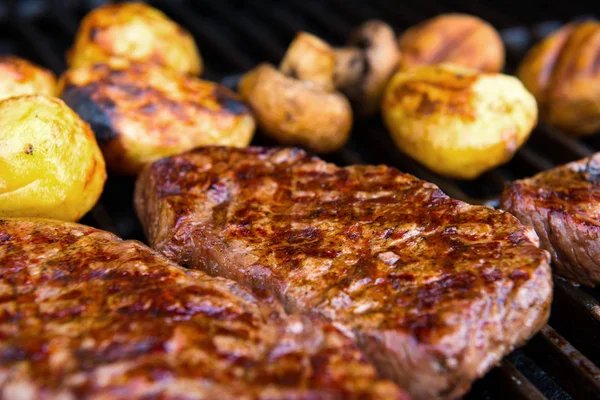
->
[61,85,117,142]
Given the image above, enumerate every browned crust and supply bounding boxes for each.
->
[0,56,56,99]
[0,217,406,399]
[517,20,600,135]
[59,62,255,175]
[397,14,505,73]
[502,153,600,286]
[135,146,552,400]
[67,2,202,75]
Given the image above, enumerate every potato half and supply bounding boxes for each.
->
[67,2,202,75]
[0,56,56,100]
[0,95,106,221]
[382,64,537,180]
[517,20,600,136]
[59,61,255,175]
[239,63,352,153]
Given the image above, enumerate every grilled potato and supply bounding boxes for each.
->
[59,60,255,175]
[517,20,600,136]
[67,2,202,75]
[0,56,56,100]
[382,64,537,180]
[397,14,505,73]
[0,95,106,221]
[239,63,352,153]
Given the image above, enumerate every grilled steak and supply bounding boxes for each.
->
[0,218,405,400]
[135,146,552,400]
[502,153,600,286]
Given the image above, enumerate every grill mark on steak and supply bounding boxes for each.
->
[135,146,552,400]
[0,218,405,399]
[502,153,600,286]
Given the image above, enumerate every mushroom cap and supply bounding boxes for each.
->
[397,14,504,73]
[335,20,399,116]
[280,32,336,92]
[239,63,352,153]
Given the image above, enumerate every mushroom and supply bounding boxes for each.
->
[239,63,352,153]
[333,20,400,116]
[279,32,336,92]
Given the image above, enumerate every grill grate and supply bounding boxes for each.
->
[3,1,600,399]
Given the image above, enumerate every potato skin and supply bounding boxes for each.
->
[382,64,537,180]
[517,21,600,136]
[397,14,505,73]
[59,61,255,175]
[67,2,202,75]
[0,56,56,100]
[0,95,106,221]
[239,63,352,153]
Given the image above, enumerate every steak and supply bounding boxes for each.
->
[135,146,552,400]
[0,218,405,399]
[502,153,600,286]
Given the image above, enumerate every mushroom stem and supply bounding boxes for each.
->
[333,47,365,91]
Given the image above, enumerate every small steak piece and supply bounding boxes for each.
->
[502,153,600,286]
[0,218,404,400]
[135,146,552,400]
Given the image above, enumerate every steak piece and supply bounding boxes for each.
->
[135,146,552,400]
[502,153,600,286]
[0,218,404,400]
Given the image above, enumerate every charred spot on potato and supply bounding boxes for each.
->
[89,27,100,41]
[61,85,117,143]
[24,144,34,155]
[215,87,250,116]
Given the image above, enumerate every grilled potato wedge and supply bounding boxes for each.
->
[397,14,505,73]
[517,20,600,136]
[0,95,106,221]
[67,2,202,75]
[239,63,352,153]
[382,64,537,180]
[0,56,56,100]
[59,60,255,175]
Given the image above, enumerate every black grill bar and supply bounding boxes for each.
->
[289,0,352,40]
[160,2,255,72]
[551,278,600,359]
[196,0,286,63]
[525,326,600,400]
[9,17,65,73]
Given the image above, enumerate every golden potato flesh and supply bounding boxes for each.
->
[239,63,352,153]
[67,2,202,75]
[59,61,255,175]
[0,56,56,100]
[0,95,106,221]
[382,64,537,180]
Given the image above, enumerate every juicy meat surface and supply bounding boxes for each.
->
[502,153,600,286]
[135,146,552,400]
[0,218,405,400]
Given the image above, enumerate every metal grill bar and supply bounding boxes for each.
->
[526,326,600,399]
